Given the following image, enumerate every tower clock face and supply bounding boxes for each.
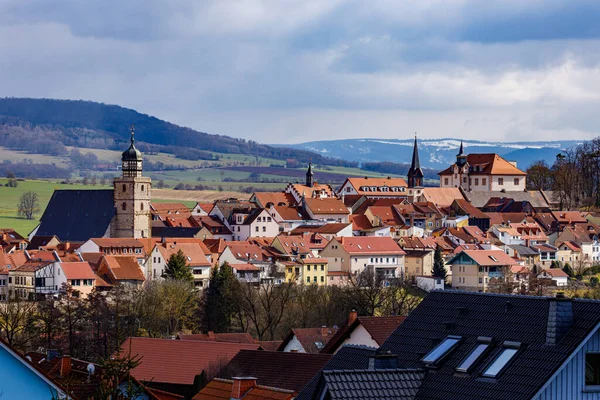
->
[137,161,142,169]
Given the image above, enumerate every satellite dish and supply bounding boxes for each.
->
[25,355,32,362]
[87,363,95,375]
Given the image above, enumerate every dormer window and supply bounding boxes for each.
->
[481,341,521,378]
[422,335,462,366]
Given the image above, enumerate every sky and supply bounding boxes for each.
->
[1,0,600,144]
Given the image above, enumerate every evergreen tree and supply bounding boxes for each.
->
[163,250,194,283]
[562,262,574,277]
[432,245,447,280]
[203,262,238,332]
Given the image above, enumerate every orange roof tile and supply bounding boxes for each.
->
[439,154,526,176]
[119,338,259,386]
[60,262,96,280]
[303,198,349,215]
[337,237,405,255]
[156,242,211,267]
[103,256,145,281]
[419,188,465,208]
[252,192,295,208]
[193,378,293,400]
[452,249,518,266]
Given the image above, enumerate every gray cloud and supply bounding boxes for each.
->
[0,0,599,143]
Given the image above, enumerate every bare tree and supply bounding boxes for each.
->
[17,191,40,220]
[0,295,37,349]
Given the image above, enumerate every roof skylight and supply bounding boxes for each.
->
[422,335,462,365]
[456,337,492,373]
[481,341,521,378]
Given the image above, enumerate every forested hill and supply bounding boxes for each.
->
[0,97,356,167]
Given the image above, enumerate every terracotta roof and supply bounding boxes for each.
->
[287,183,334,200]
[151,202,191,218]
[551,211,588,224]
[452,199,489,219]
[558,241,581,252]
[178,332,255,344]
[119,337,259,385]
[193,378,293,400]
[194,202,215,214]
[164,217,195,228]
[365,205,404,226]
[289,223,351,235]
[147,388,185,400]
[540,268,569,278]
[275,235,313,256]
[321,315,406,354]
[155,242,211,267]
[336,237,405,255]
[0,251,28,268]
[449,249,518,266]
[102,256,145,281]
[343,177,408,196]
[511,265,530,275]
[278,327,337,354]
[303,198,349,215]
[26,250,58,262]
[439,153,526,176]
[258,341,283,351]
[272,205,308,221]
[231,263,261,271]
[194,215,232,234]
[204,238,228,254]
[60,262,96,280]
[252,192,295,208]
[219,350,332,393]
[79,252,104,269]
[419,188,464,209]
[350,214,373,231]
[226,242,271,262]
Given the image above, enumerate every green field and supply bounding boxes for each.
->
[0,179,109,236]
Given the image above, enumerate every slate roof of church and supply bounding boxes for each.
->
[36,189,115,242]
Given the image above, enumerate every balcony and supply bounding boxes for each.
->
[488,271,503,278]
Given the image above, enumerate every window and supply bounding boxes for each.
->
[463,177,467,183]
[306,277,310,283]
[141,185,144,191]
[321,276,324,282]
[482,178,487,185]
[314,276,317,282]
[513,178,519,186]
[422,335,462,365]
[474,178,479,185]
[481,342,520,378]
[140,203,144,211]
[122,184,127,192]
[479,277,483,284]
[307,265,311,271]
[122,202,126,211]
[456,338,491,373]
[262,226,266,232]
[498,178,504,185]
[586,353,600,387]
[444,178,449,185]
[255,226,259,232]
[71,279,81,286]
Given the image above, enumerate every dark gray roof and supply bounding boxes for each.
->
[320,369,424,400]
[37,190,115,242]
[379,291,600,400]
[152,226,201,238]
[296,346,376,400]
[507,244,539,256]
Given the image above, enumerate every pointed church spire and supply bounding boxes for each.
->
[456,139,467,167]
[130,124,135,144]
[407,132,424,188]
[306,161,314,188]
[458,139,464,156]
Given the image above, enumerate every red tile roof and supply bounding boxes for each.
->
[350,214,373,231]
[178,332,256,344]
[91,238,145,248]
[102,256,145,281]
[451,249,518,266]
[231,263,261,271]
[119,337,260,385]
[343,177,408,196]
[336,237,405,255]
[193,378,293,400]
[303,198,349,215]
[439,154,526,176]
[252,192,295,208]
[321,315,406,354]
[278,327,337,354]
[60,262,96,280]
[155,242,211,267]
[258,341,283,351]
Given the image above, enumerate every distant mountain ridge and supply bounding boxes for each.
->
[283,138,581,170]
[0,98,356,167]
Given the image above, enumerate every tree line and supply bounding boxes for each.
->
[0,260,423,363]
[527,137,600,209]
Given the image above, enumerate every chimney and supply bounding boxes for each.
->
[207,331,215,339]
[546,292,573,345]
[321,325,329,337]
[348,309,358,326]
[60,356,72,378]
[64,242,71,251]
[231,377,256,399]
[368,349,398,370]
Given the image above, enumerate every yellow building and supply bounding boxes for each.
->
[283,259,328,285]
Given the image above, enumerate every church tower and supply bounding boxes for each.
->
[112,125,151,238]
[407,134,424,188]
[306,162,314,188]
